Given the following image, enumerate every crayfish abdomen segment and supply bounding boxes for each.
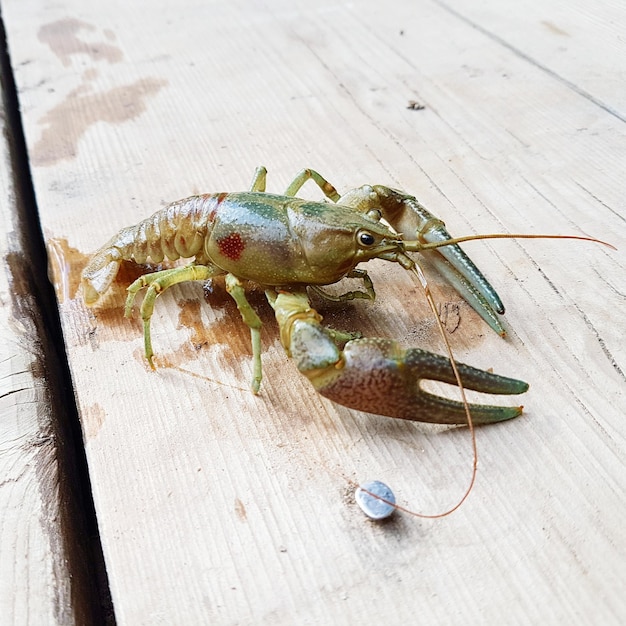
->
[81,193,223,303]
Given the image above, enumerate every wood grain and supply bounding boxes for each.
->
[0,54,105,625]
[3,0,625,623]
[0,194,62,620]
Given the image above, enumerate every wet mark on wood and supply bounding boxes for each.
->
[541,20,570,37]
[46,237,90,302]
[177,299,212,350]
[31,77,168,166]
[234,498,247,522]
[38,18,123,66]
[82,402,106,440]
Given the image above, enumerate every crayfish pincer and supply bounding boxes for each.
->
[81,166,529,425]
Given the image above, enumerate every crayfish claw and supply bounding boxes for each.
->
[317,338,527,425]
[401,345,527,424]
[419,220,505,315]
[357,187,507,336]
[423,251,506,336]
[268,291,528,426]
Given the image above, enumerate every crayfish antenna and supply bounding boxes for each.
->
[404,262,480,519]
[415,232,616,251]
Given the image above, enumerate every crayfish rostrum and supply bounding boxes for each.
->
[81,167,530,425]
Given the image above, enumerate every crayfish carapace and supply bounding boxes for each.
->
[82,166,534,425]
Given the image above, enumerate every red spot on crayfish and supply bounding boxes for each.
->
[217,232,245,260]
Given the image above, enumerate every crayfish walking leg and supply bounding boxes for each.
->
[125,263,223,367]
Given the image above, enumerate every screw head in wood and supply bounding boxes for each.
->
[355,480,396,520]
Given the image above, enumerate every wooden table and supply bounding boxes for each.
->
[2,1,625,623]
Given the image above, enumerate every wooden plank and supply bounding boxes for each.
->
[3,0,625,623]
[435,0,626,118]
[0,156,61,623]
[0,38,107,626]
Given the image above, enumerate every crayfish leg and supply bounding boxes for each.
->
[125,263,222,367]
[225,274,263,394]
[249,166,268,192]
[309,269,376,303]
[283,168,341,201]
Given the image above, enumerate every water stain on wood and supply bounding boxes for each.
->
[82,402,106,440]
[541,20,570,37]
[175,284,278,372]
[47,237,90,302]
[234,498,247,522]
[38,18,123,66]
[91,303,144,344]
[124,280,299,391]
[31,77,168,166]
[177,299,212,350]
[93,278,252,380]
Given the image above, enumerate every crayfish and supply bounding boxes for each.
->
[82,166,535,425]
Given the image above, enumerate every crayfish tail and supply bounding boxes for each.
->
[81,241,123,305]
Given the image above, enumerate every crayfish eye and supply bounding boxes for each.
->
[357,230,377,247]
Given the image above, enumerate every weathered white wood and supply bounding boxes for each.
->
[436,0,626,118]
[0,72,77,624]
[3,0,625,623]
